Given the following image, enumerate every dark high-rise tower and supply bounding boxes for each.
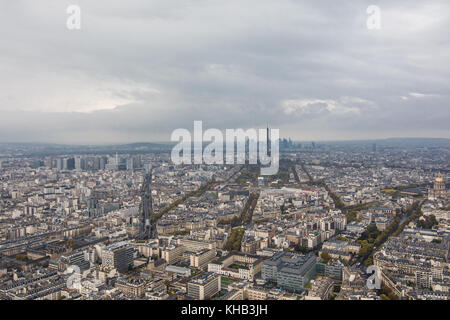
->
[87,197,100,218]
[266,124,271,157]
[138,168,155,239]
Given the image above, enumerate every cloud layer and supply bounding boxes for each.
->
[0,0,449,143]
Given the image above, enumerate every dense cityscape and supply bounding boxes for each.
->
[0,138,448,301]
[1,1,449,314]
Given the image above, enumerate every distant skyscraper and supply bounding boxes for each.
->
[75,157,85,171]
[99,157,107,170]
[126,158,134,171]
[65,157,75,170]
[56,158,63,170]
[138,169,155,239]
[44,157,52,168]
[106,155,120,170]
[135,155,142,169]
[87,197,101,218]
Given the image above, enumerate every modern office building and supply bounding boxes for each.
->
[415,270,433,289]
[60,251,90,271]
[262,251,317,292]
[316,259,344,280]
[87,197,101,218]
[190,249,216,268]
[101,241,134,272]
[160,245,185,264]
[187,272,221,300]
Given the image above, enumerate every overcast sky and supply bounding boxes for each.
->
[0,0,449,144]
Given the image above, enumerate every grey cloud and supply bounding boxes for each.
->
[0,0,449,143]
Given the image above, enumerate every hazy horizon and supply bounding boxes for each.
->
[1,136,450,147]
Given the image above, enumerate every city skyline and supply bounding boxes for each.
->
[1,136,450,147]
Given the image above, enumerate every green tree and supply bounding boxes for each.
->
[321,251,331,264]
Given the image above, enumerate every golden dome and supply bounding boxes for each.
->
[435,172,444,183]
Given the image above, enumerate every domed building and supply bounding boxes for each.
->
[428,172,449,200]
